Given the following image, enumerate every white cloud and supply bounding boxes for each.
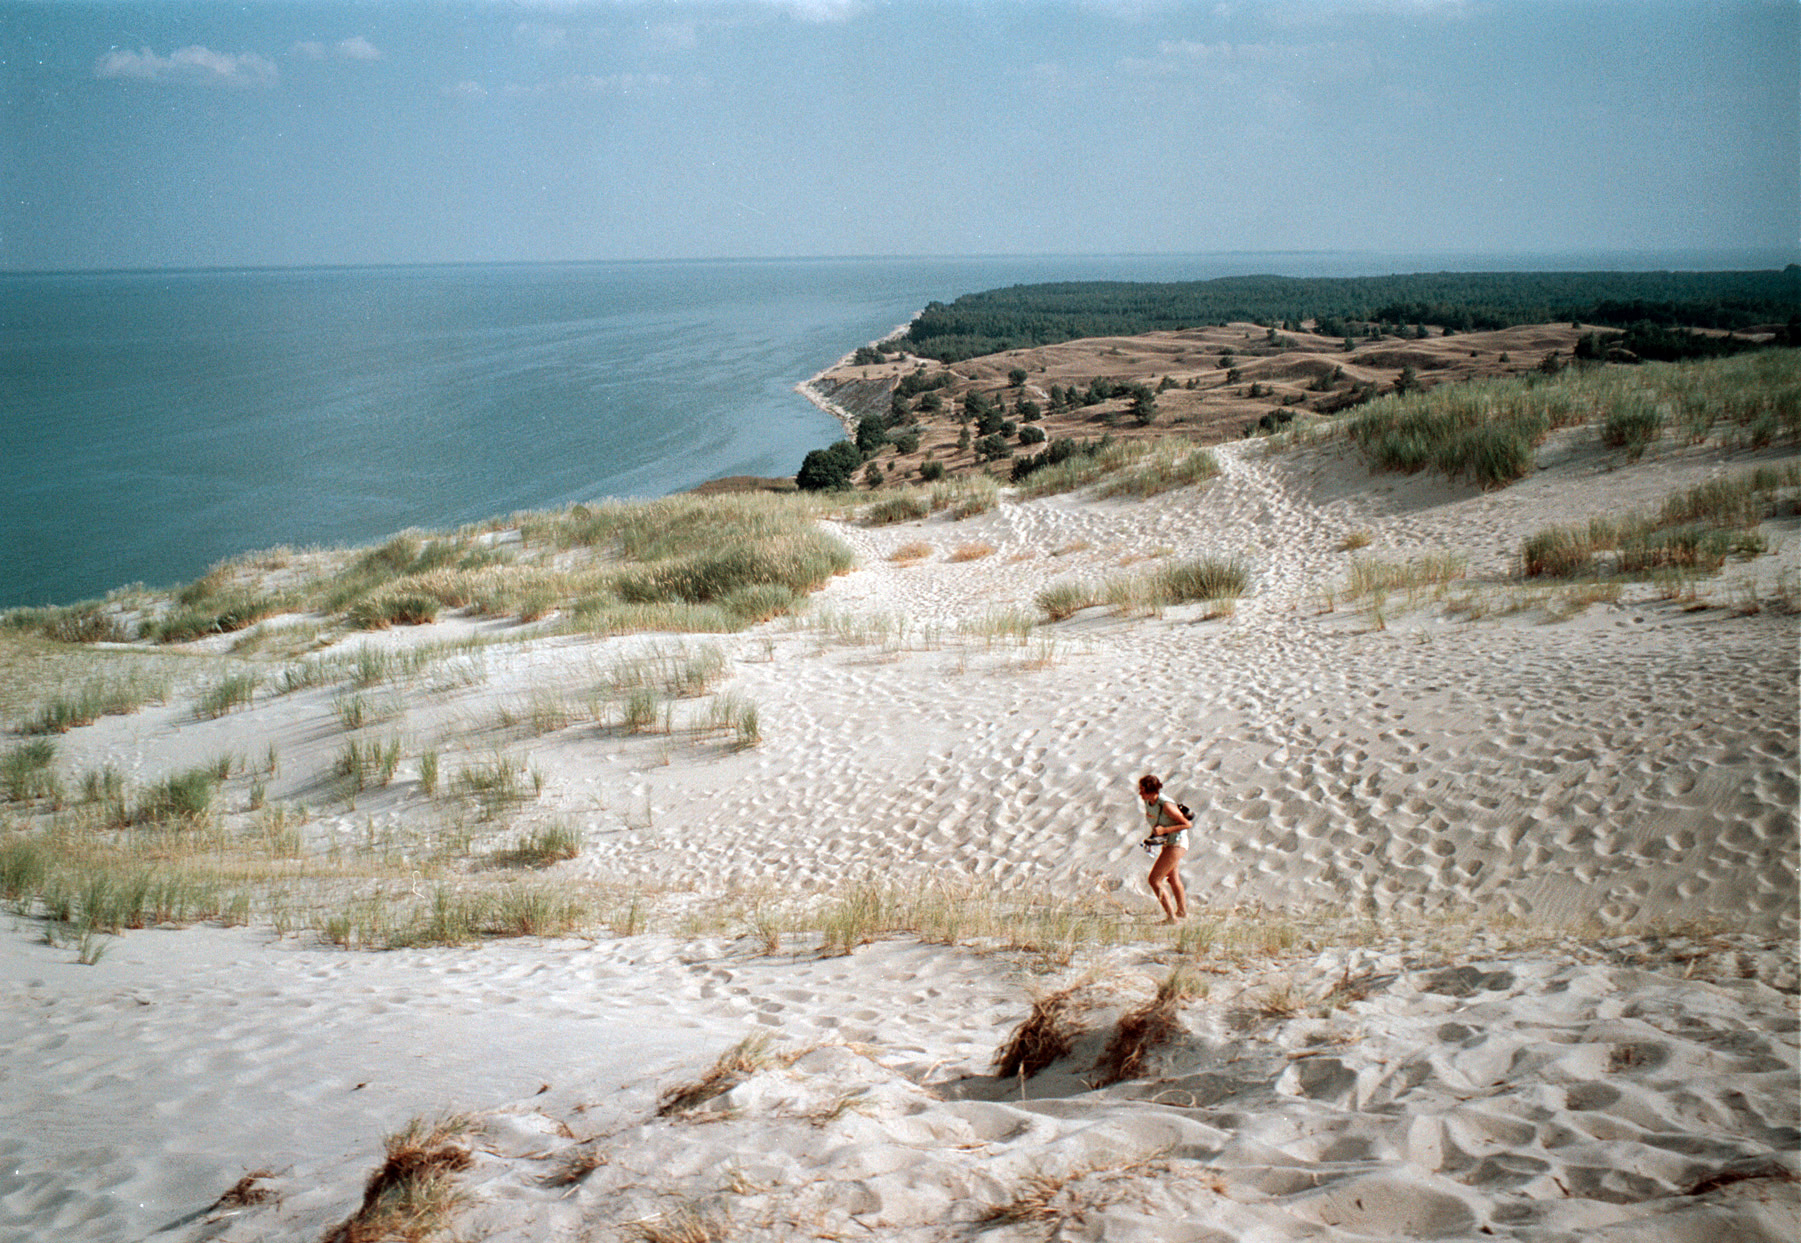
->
[1119,39,1284,76]
[294,37,382,62]
[95,45,279,87]
[336,36,382,62]
[503,72,674,98]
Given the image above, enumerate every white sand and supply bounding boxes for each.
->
[3,432,1796,1241]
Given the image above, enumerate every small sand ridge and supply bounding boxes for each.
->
[4,431,1796,1241]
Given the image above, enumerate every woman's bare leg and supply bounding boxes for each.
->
[1148,847,1186,922]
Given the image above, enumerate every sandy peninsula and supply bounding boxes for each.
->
[1,347,1796,1242]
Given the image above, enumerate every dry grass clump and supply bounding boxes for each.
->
[1042,556,1249,621]
[948,541,997,562]
[977,1153,1172,1233]
[992,981,1096,1080]
[657,1033,777,1116]
[888,541,934,564]
[323,1113,475,1243]
[1093,964,1205,1087]
[538,1144,607,1189]
[625,1205,728,1243]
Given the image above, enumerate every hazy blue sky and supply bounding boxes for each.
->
[3,0,1796,270]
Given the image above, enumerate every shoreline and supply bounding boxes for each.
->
[794,312,922,438]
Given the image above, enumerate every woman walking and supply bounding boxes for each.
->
[1137,774,1189,923]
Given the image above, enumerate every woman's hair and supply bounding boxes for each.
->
[1138,774,1162,796]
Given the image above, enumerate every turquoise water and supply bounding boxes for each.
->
[3,250,1777,608]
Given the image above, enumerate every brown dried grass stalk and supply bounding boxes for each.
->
[992,983,1091,1080]
[1093,966,1202,1087]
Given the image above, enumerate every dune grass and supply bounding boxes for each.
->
[3,491,857,659]
[1091,442,1221,500]
[1038,556,1252,622]
[20,668,175,735]
[1348,379,1570,488]
[195,669,260,719]
[1350,352,1801,488]
[1521,465,1798,579]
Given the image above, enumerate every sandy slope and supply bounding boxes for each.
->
[2,433,1796,1241]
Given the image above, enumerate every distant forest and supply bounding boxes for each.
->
[898,268,1801,363]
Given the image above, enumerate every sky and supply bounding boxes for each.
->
[1,0,1796,270]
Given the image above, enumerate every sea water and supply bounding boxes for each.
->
[2,250,1777,608]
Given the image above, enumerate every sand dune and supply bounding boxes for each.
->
[2,428,1796,1241]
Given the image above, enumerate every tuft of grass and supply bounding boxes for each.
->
[347,592,441,630]
[1341,551,1468,602]
[1155,556,1252,604]
[862,493,931,526]
[21,669,173,735]
[1348,378,1562,488]
[1093,965,1204,1087]
[959,607,1038,645]
[992,982,1093,1080]
[131,765,219,824]
[195,670,259,719]
[1036,580,1097,622]
[948,541,996,562]
[929,473,1000,518]
[1522,466,1797,580]
[658,1033,776,1116]
[1092,443,1221,500]
[323,1114,475,1243]
[337,735,404,795]
[491,823,581,869]
[2,739,62,804]
[1600,394,1664,459]
[452,752,538,817]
